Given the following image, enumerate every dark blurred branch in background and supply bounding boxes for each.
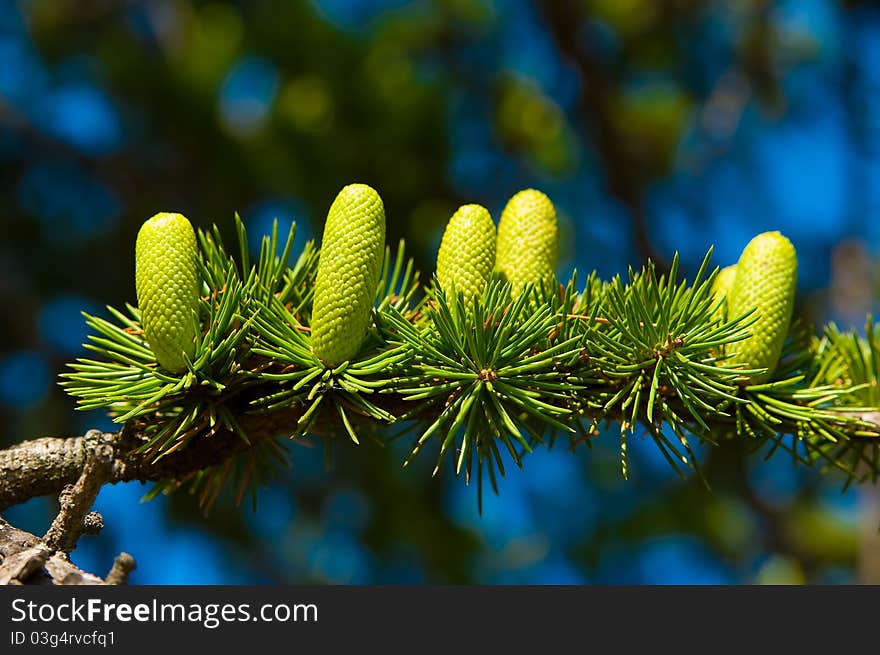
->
[839,7,880,579]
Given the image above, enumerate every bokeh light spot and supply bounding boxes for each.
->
[219,56,280,137]
[244,197,312,260]
[17,160,122,244]
[39,294,101,356]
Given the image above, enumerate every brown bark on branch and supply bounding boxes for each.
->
[1,405,878,513]
[0,433,136,584]
[43,443,113,553]
[105,552,136,585]
[0,392,876,584]
[0,409,298,511]
[0,407,304,584]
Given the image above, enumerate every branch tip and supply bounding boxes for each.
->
[105,552,136,585]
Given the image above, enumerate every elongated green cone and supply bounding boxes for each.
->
[495,189,558,296]
[135,212,200,373]
[710,264,737,322]
[311,184,386,366]
[726,232,797,383]
[436,204,496,300]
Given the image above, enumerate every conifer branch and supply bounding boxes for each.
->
[1,208,878,518]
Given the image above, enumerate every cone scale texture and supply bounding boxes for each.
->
[495,189,559,295]
[311,184,386,366]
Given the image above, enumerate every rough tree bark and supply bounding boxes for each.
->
[0,442,135,585]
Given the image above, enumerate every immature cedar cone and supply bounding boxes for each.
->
[311,184,386,366]
[135,212,200,373]
[495,189,558,295]
[436,204,496,300]
[710,264,737,322]
[726,232,797,383]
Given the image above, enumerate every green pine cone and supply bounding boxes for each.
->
[436,204,496,300]
[495,188,559,296]
[135,212,201,373]
[311,183,386,366]
[726,232,797,383]
[710,264,737,322]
